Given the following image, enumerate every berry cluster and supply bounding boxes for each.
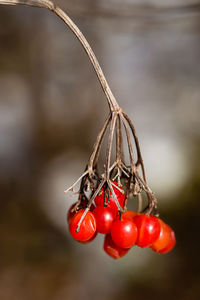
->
[64,105,177,259]
[67,181,176,259]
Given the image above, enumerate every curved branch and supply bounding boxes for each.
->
[0,0,120,112]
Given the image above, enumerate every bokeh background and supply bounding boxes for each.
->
[0,0,200,299]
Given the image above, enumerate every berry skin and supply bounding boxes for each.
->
[111,218,138,248]
[69,209,96,242]
[160,229,176,254]
[94,181,125,215]
[79,231,98,244]
[67,202,95,224]
[151,219,176,254]
[93,206,115,234]
[104,234,130,259]
[151,219,175,253]
[133,214,161,248]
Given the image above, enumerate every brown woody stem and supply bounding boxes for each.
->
[106,113,117,179]
[123,112,146,181]
[88,114,111,174]
[0,0,120,112]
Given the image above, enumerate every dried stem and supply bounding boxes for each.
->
[123,112,146,181]
[64,170,89,193]
[0,0,120,112]
[108,180,124,213]
[120,114,136,173]
[116,115,124,164]
[87,114,111,174]
[105,113,117,179]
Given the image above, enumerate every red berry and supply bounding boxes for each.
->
[151,219,176,254]
[111,218,138,248]
[69,209,96,242]
[67,202,95,224]
[94,181,125,215]
[93,206,115,234]
[133,214,161,247]
[160,229,176,254]
[104,234,130,259]
[79,231,98,244]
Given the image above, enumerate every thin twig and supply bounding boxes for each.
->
[120,114,136,174]
[105,113,117,179]
[64,170,89,193]
[88,114,111,174]
[119,165,130,178]
[116,115,124,163]
[111,181,124,193]
[108,180,124,213]
[123,112,146,181]
[124,174,132,210]
[0,0,120,112]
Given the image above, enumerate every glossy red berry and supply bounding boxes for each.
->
[133,214,161,247]
[111,218,138,248]
[94,181,125,215]
[67,202,95,224]
[93,206,115,234]
[79,231,98,244]
[151,219,176,253]
[103,234,130,259]
[160,229,176,254]
[69,209,96,242]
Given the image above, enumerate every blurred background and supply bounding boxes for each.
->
[0,0,200,299]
